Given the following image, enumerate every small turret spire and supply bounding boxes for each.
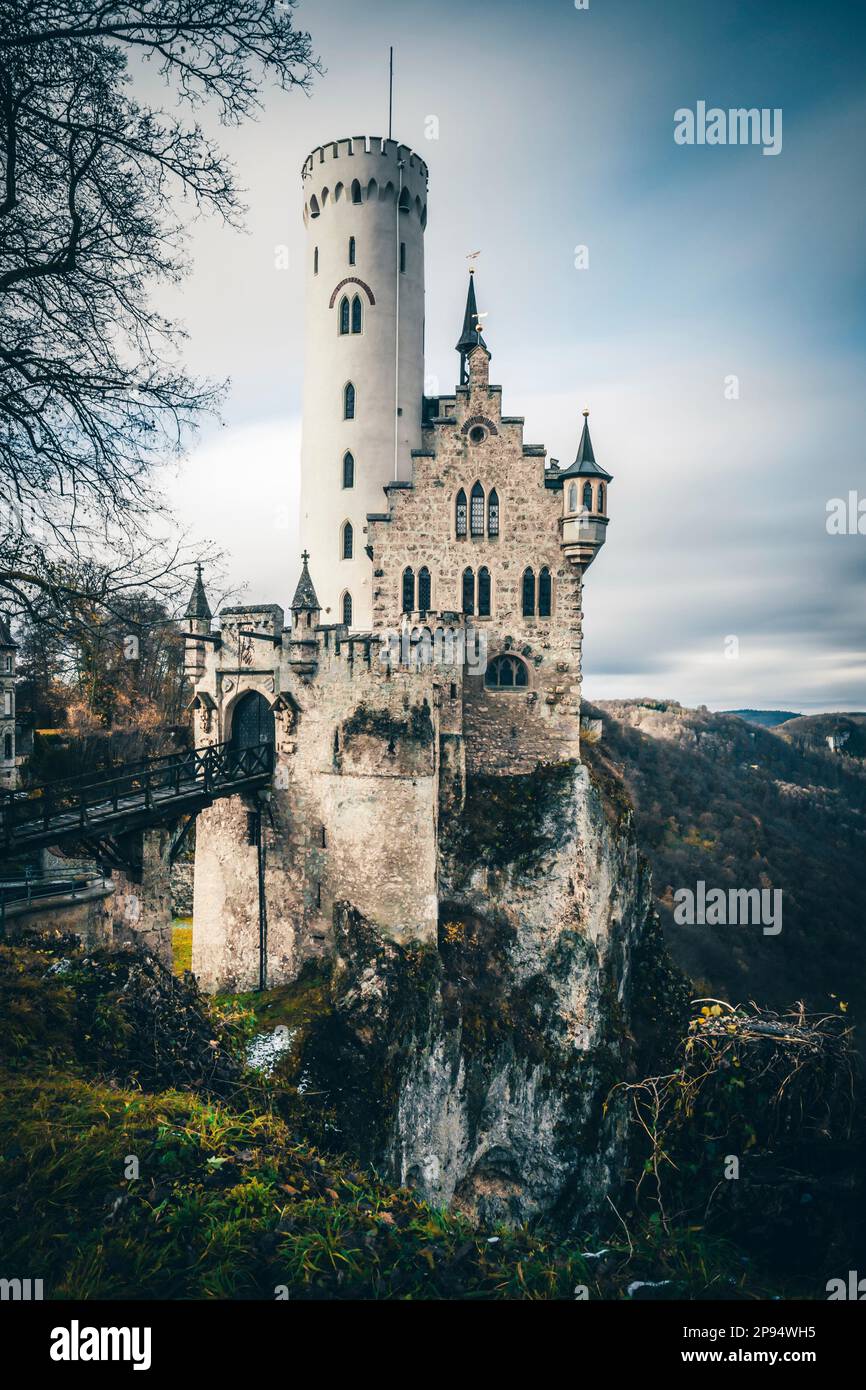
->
[185,563,212,621]
[575,408,595,466]
[456,269,488,384]
[291,550,320,612]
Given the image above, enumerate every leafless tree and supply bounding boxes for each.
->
[0,2,318,630]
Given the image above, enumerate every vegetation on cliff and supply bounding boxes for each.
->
[3,927,843,1300]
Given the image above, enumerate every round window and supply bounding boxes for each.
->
[469,426,486,444]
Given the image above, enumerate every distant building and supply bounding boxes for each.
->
[0,614,18,790]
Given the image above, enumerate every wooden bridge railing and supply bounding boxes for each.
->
[0,740,274,851]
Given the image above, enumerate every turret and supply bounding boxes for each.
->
[183,564,212,682]
[456,269,487,385]
[299,137,429,630]
[289,551,320,676]
[547,409,612,570]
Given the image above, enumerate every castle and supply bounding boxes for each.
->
[185,135,613,993]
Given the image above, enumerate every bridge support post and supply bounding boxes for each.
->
[109,827,173,967]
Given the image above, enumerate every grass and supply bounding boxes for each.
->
[173,919,192,975]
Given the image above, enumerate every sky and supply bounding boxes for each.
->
[154,0,866,712]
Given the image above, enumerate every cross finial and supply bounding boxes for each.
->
[301,549,310,566]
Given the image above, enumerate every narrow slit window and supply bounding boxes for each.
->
[478,566,491,617]
[342,521,353,559]
[342,591,353,626]
[538,567,552,618]
[521,567,535,617]
[583,481,593,511]
[462,567,475,615]
[455,489,467,538]
[343,451,354,488]
[470,482,484,537]
[348,235,356,265]
[344,382,355,419]
[402,567,415,613]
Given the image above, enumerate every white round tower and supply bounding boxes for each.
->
[299,136,428,630]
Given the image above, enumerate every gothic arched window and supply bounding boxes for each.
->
[488,489,499,538]
[568,483,577,513]
[418,566,431,612]
[485,655,529,690]
[351,295,362,333]
[342,521,353,560]
[342,592,353,626]
[538,567,552,618]
[3,733,11,760]
[478,566,491,617]
[344,382,355,419]
[598,482,605,513]
[462,567,475,615]
[339,296,350,335]
[342,451,354,488]
[455,489,467,538]
[402,567,415,613]
[351,179,362,204]
[521,567,535,617]
[470,482,485,537]
[348,236,356,265]
[582,481,593,511]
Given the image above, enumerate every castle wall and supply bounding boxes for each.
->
[191,636,441,992]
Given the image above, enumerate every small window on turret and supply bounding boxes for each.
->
[348,236,356,265]
[351,295,362,333]
[400,241,406,273]
[314,246,319,274]
[351,179,362,204]
[339,296,350,335]
[342,521,353,560]
[568,483,577,513]
[344,382,355,419]
[582,481,593,511]
[598,483,605,513]
[342,451,354,488]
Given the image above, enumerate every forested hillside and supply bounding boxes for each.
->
[583,700,866,1025]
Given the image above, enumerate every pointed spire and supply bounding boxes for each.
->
[456,270,488,382]
[291,550,320,612]
[575,408,595,465]
[557,408,612,481]
[185,563,212,620]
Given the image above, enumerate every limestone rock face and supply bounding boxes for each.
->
[299,761,660,1229]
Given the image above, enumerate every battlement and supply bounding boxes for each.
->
[302,135,429,226]
[302,136,429,183]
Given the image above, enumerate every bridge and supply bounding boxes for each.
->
[0,740,274,857]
